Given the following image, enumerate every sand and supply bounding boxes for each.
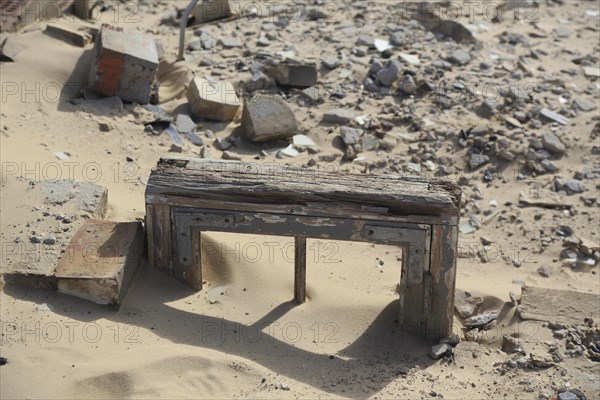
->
[1,0,599,399]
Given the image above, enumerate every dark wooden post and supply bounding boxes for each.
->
[428,225,459,341]
[294,236,307,304]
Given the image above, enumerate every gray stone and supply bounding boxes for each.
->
[379,137,397,150]
[340,126,362,145]
[30,235,42,244]
[470,126,489,136]
[301,87,323,103]
[269,62,318,88]
[200,32,216,49]
[537,266,551,277]
[364,77,381,93]
[399,74,418,94]
[464,310,499,328]
[98,122,113,132]
[476,100,497,117]
[469,153,490,170]
[356,34,374,46]
[361,136,379,151]
[540,108,569,126]
[574,98,596,112]
[376,61,400,87]
[220,37,242,48]
[542,133,566,154]
[43,236,56,245]
[451,49,471,65]
[557,392,579,400]
[530,353,555,368]
[584,66,600,77]
[430,343,451,359]
[323,59,340,69]
[432,60,452,70]
[541,159,558,172]
[242,95,298,142]
[214,137,232,150]
[390,32,404,46]
[498,149,516,161]
[323,109,356,125]
[175,114,197,133]
[554,27,570,38]
[185,132,204,146]
[563,179,585,194]
[188,39,202,51]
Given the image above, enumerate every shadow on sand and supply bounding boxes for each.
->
[5,256,437,397]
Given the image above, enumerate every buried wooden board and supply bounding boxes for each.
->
[519,286,600,326]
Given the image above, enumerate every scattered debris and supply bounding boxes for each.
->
[207,285,226,304]
[45,23,92,47]
[55,220,144,306]
[187,77,240,121]
[464,310,499,328]
[89,24,159,104]
[269,62,318,88]
[242,94,298,142]
[519,286,600,325]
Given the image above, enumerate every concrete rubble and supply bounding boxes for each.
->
[186,77,240,121]
[1,0,599,397]
[89,24,159,104]
[242,94,298,142]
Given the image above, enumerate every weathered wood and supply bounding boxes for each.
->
[428,225,459,341]
[147,193,455,226]
[294,237,307,304]
[146,157,461,222]
[146,204,173,276]
[144,156,462,342]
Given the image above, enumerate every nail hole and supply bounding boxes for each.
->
[368,229,374,235]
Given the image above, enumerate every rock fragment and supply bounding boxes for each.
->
[186,77,240,122]
[540,108,569,126]
[542,133,566,154]
[323,109,357,125]
[430,343,451,359]
[269,62,318,88]
[450,49,471,65]
[242,95,298,142]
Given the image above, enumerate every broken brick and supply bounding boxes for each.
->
[88,24,158,104]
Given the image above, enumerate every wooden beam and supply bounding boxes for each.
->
[146,157,461,221]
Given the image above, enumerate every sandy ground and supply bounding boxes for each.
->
[1,0,599,399]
